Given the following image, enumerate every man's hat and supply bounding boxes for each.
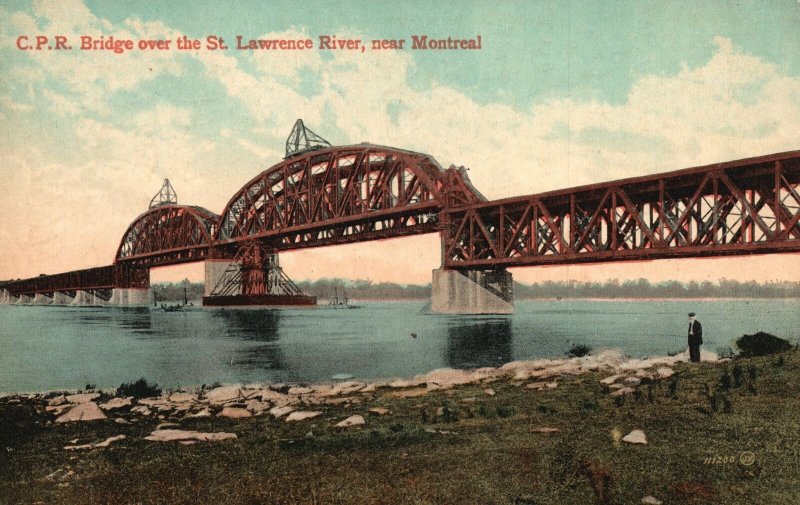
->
[688,312,696,317]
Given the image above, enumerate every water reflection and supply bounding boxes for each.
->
[446,318,513,368]
[211,309,286,371]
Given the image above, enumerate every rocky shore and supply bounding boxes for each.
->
[2,348,716,444]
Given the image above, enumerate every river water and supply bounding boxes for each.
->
[1,299,797,392]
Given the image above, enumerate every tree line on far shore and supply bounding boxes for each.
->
[153,278,800,301]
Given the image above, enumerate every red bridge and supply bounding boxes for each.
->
[2,121,798,313]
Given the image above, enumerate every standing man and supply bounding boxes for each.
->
[687,312,703,362]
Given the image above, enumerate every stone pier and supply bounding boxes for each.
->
[205,259,241,296]
[430,268,514,314]
[109,288,152,306]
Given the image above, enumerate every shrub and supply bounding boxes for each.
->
[732,364,743,388]
[717,347,737,359]
[496,405,515,418]
[719,370,732,391]
[117,378,162,398]
[566,344,593,358]
[735,332,791,357]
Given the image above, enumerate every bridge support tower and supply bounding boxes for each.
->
[430,268,514,314]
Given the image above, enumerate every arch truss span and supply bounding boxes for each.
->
[115,204,220,268]
[216,144,484,250]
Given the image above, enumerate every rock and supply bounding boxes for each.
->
[64,434,125,450]
[270,406,295,418]
[624,377,642,386]
[63,443,94,450]
[641,496,662,505]
[169,392,197,402]
[65,393,100,404]
[185,408,211,418]
[532,427,559,433]
[100,397,132,411]
[424,368,477,390]
[600,374,623,385]
[219,407,252,419]
[360,383,378,393]
[259,389,289,402]
[332,373,354,380]
[144,429,237,443]
[45,405,72,415]
[114,417,131,425]
[484,388,496,396]
[545,382,558,389]
[608,383,624,390]
[368,407,390,416]
[388,377,426,389]
[245,400,270,415]
[130,406,152,416]
[156,422,179,430]
[285,411,322,422]
[43,468,74,482]
[94,434,126,448]
[56,402,107,423]
[335,415,365,428]
[288,386,313,395]
[655,367,674,379]
[204,386,242,404]
[386,387,428,398]
[48,395,67,406]
[610,387,636,397]
[622,429,648,445]
[525,382,548,390]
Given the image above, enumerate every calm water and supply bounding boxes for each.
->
[1,300,798,392]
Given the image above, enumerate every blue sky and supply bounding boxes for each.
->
[1,0,799,283]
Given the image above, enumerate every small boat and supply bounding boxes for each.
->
[328,287,363,309]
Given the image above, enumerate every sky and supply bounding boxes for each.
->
[1,0,799,285]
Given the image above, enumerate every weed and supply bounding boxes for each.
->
[732,364,743,388]
[496,405,515,418]
[566,344,593,358]
[717,346,737,359]
[720,370,732,391]
[116,378,162,399]
[668,376,679,398]
[774,355,785,367]
[477,404,495,419]
[748,365,758,381]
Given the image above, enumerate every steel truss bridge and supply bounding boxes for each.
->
[3,128,799,301]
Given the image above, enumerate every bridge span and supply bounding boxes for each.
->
[2,122,798,314]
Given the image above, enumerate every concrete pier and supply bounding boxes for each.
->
[430,268,514,314]
[205,259,241,296]
[109,288,152,306]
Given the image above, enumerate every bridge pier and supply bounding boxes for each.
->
[109,288,152,306]
[430,268,514,314]
[205,259,241,297]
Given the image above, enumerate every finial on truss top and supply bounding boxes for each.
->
[285,119,332,158]
[149,178,177,208]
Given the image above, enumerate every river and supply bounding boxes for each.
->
[1,299,797,392]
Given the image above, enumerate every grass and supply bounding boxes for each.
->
[2,350,800,504]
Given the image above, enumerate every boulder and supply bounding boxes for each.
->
[622,429,648,445]
[65,392,100,404]
[100,397,132,411]
[655,367,674,379]
[94,434,126,448]
[114,417,131,425]
[130,405,152,416]
[641,496,662,505]
[368,407,390,416]
[204,386,242,404]
[48,395,67,406]
[270,406,295,418]
[285,411,322,422]
[219,407,252,419]
[144,429,236,443]
[169,392,197,403]
[610,387,636,397]
[624,377,642,386]
[600,374,623,385]
[56,402,107,423]
[335,415,365,428]
[484,388,496,396]
[245,400,270,415]
[288,386,313,395]
[386,387,428,398]
[185,408,211,418]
